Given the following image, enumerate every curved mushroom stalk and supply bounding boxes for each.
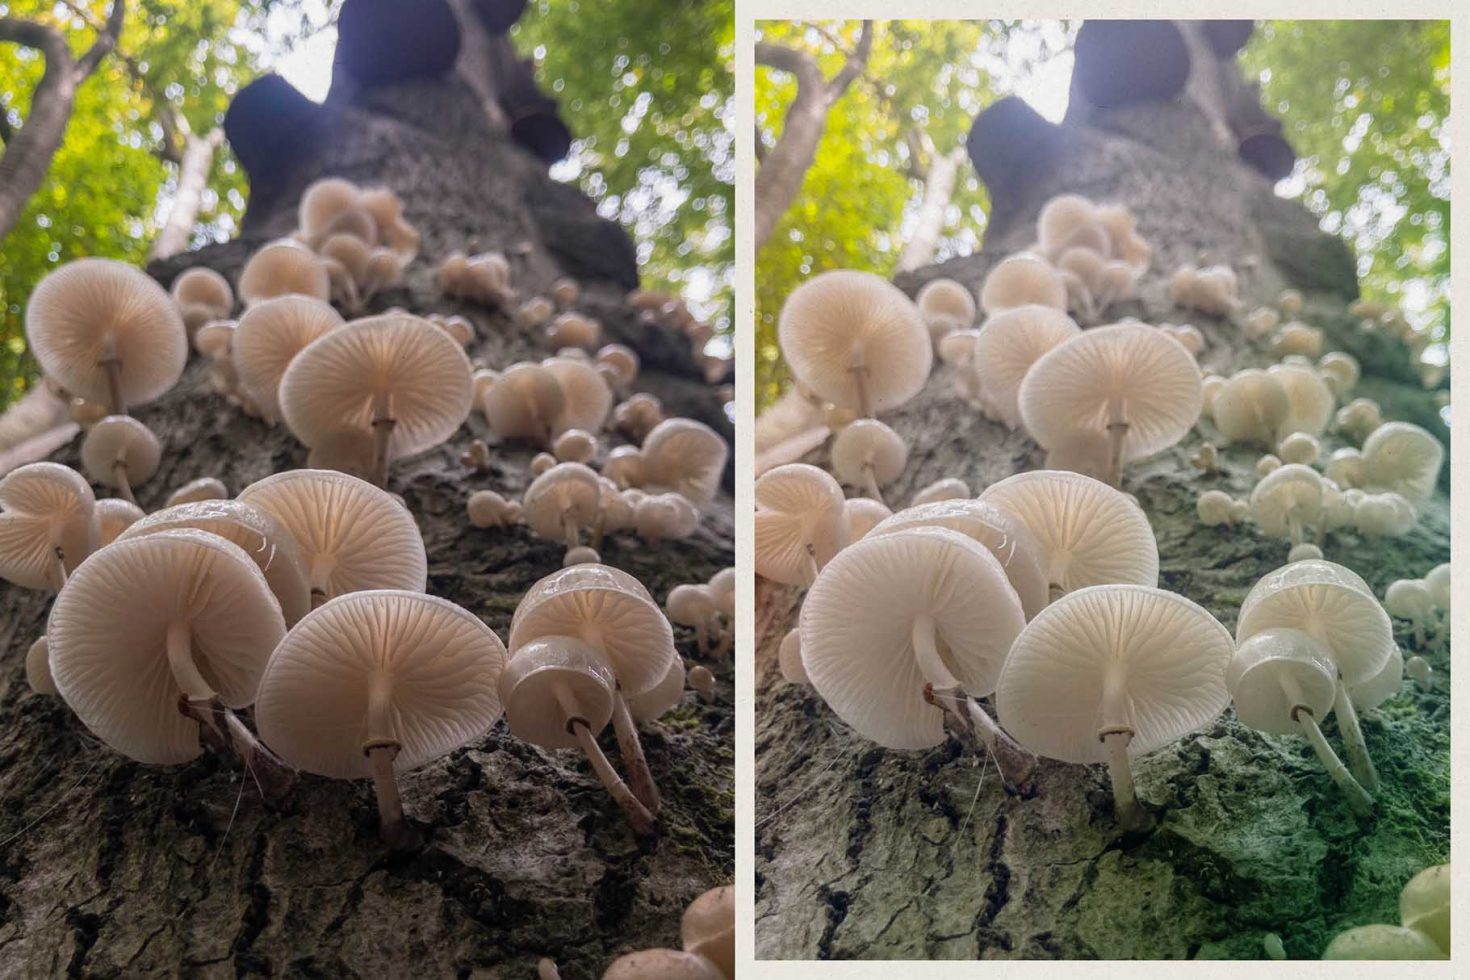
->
[112,455,138,506]
[571,719,656,836]
[365,671,426,850]
[98,336,126,416]
[1097,669,1156,832]
[860,462,887,507]
[1293,706,1373,817]
[611,690,661,816]
[1331,680,1381,793]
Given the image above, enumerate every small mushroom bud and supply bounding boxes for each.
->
[687,665,715,701]
[1244,307,1280,340]
[467,490,521,528]
[564,545,600,566]
[1334,397,1383,443]
[1256,453,1281,477]
[530,452,556,476]
[516,296,554,328]
[1384,579,1435,647]
[1288,543,1324,563]
[1273,322,1324,358]
[172,267,234,334]
[667,584,719,657]
[777,628,807,685]
[549,277,580,308]
[82,416,161,506]
[1197,490,1237,527]
[1405,655,1432,690]
[1277,289,1302,315]
[546,312,601,349]
[25,636,57,695]
[1322,924,1444,960]
[603,950,724,979]
[553,428,598,464]
[460,438,492,473]
[1190,442,1219,474]
[1277,432,1320,466]
[1318,351,1360,397]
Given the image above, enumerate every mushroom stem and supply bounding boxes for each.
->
[166,621,217,703]
[571,719,656,836]
[112,458,137,506]
[1331,680,1381,793]
[911,616,961,690]
[1100,728,1154,832]
[176,696,297,799]
[1315,519,1327,548]
[1104,401,1129,488]
[1292,706,1373,817]
[591,512,607,550]
[370,417,397,488]
[849,362,874,418]
[711,618,731,659]
[860,463,887,507]
[1288,514,1304,547]
[53,546,67,590]
[99,340,125,415]
[310,587,328,609]
[366,742,422,849]
[804,543,822,585]
[610,689,661,816]
[560,510,580,551]
[964,697,1038,790]
[693,622,709,658]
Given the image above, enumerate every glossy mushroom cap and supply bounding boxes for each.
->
[26,636,57,695]
[1212,369,1290,447]
[843,497,891,541]
[1400,864,1449,954]
[829,419,907,490]
[979,470,1158,593]
[172,267,235,332]
[280,312,473,461]
[509,563,676,698]
[163,476,229,508]
[80,416,162,489]
[1362,421,1444,504]
[1248,464,1323,541]
[49,529,285,763]
[1018,321,1202,464]
[522,462,601,541]
[1226,628,1337,735]
[256,590,506,778]
[238,469,427,599]
[754,463,847,587]
[801,526,1026,749]
[467,490,521,527]
[25,258,187,409]
[980,253,1068,314]
[997,584,1234,763]
[482,362,565,444]
[777,270,932,414]
[635,492,699,543]
[681,885,734,979]
[1236,560,1394,685]
[627,654,687,723]
[299,177,364,239]
[972,305,1081,427]
[0,462,97,590]
[497,635,616,748]
[238,240,331,306]
[233,296,344,421]
[640,418,729,507]
[93,497,145,546]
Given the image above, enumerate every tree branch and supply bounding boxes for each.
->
[75,0,126,76]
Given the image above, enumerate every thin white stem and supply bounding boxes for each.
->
[1332,680,1380,793]
[1294,706,1373,817]
[611,690,660,815]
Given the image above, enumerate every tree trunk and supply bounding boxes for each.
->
[755,24,1447,961]
[0,55,732,980]
[896,144,965,273]
[149,128,223,261]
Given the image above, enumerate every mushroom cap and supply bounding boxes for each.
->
[467,489,520,528]
[1384,578,1435,622]
[256,590,506,778]
[681,885,734,979]
[280,312,472,459]
[1318,351,1361,396]
[843,497,892,542]
[1277,431,1321,466]
[232,296,344,421]
[1322,924,1445,960]
[1038,194,1101,253]
[1424,563,1450,609]
[628,653,687,722]
[666,583,718,627]
[1347,645,1403,711]
[522,462,601,540]
[868,498,1049,620]
[25,258,188,408]
[1212,369,1289,446]
[636,492,699,541]
[1226,628,1338,735]
[915,278,976,328]
[164,476,230,508]
[979,470,1158,592]
[753,463,848,587]
[1248,464,1324,538]
[483,362,565,442]
[937,328,981,366]
[116,500,313,627]
[0,462,97,590]
[972,305,1081,427]
[1266,363,1335,437]
[777,270,932,413]
[1362,421,1444,504]
[194,319,236,360]
[552,427,597,463]
[980,253,1068,314]
[49,529,285,764]
[238,469,427,598]
[93,497,145,546]
[996,584,1234,763]
[498,635,615,749]
[1399,864,1449,954]
[1236,559,1394,684]
[298,177,364,238]
[26,636,57,696]
[237,240,331,306]
[1323,447,1365,488]
[80,416,162,488]
[172,267,234,322]
[829,419,908,488]
[778,628,807,684]
[596,343,640,386]
[801,526,1026,749]
[1019,321,1202,462]
[909,477,970,507]
[509,563,675,698]
[602,949,725,980]
[640,418,729,507]
[542,356,613,434]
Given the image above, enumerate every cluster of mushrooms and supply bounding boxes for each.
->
[1319,863,1449,960]
[4,173,736,897]
[758,191,1449,919]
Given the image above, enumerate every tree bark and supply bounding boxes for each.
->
[755,25,1448,961]
[0,2,125,245]
[148,127,223,260]
[0,67,733,979]
[896,132,965,273]
[753,22,871,254]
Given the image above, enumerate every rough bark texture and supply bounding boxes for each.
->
[754,46,1449,962]
[0,72,733,978]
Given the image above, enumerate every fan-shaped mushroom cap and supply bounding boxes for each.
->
[546,312,601,349]
[1425,563,1450,609]
[972,305,1081,427]
[915,278,976,334]
[1335,397,1383,442]
[194,319,235,360]
[640,418,729,507]
[981,253,1068,314]
[777,270,932,414]
[1354,491,1417,537]
[25,258,187,409]
[1019,321,1203,464]
[1226,628,1337,735]
[497,635,615,748]
[238,469,427,598]
[1322,924,1445,960]
[1212,369,1290,446]
[1277,432,1320,466]
[1037,194,1102,254]
[232,296,344,421]
[829,419,907,490]
[754,463,847,587]
[1236,559,1394,685]
[542,356,613,435]
[522,463,601,542]
[868,498,1049,620]
[682,885,734,979]
[801,526,1026,749]
[843,497,891,542]
[299,177,363,238]
[26,636,57,695]
[1249,464,1323,540]
[1400,864,1449,954]
[628,654,687,722]
[509,564,676,698]
[603,445,644,488]
[1197,490,1237,527]
[909,477,969,507]
[256,590,506,778]
[93,497,144,546]
[1318,351,1360,398]
[238,240,331,306]
[1267,363,1334,437]
[603,950,725,979]
[1347,645,1404,711]
[1362,421,1443,504]
[635,492,699,542]
[280,312,472,460]
[1324,447,1365,488]
[997,584,1234,762]
[49,529,285,764]
[0,462,97,590]
[979,470,1158,593]
[1384,579,1435,627]
[172,267,234,332]
[1273,322,1323,358]
[482,362,565,444]
[81,416,161,490]
[116,500,312,627]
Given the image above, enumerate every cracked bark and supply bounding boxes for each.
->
[0,72,732,979]
[755,26,1448,961]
